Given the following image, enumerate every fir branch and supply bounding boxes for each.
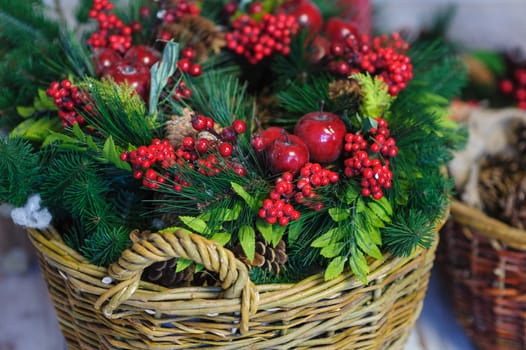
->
[352,73,393,117]
[382,209,436,257]
[0,137,40,206]
[271,31,312,89]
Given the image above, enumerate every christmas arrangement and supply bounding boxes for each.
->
[0,0,465,285]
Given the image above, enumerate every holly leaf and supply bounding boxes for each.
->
[238,225,255,262]
[348,247,369,284]
[320,243,343,258]
[176,258,193,273]
[231,182,257,210]
[324,256,346,280]
[256,218,273,243]
[329,207,350,222]
[311,227,340,248]
[287,220,303,243]
[179,216,209,234]
[16,106,35,118]
[102,136,131,171]
[210,232,231,246]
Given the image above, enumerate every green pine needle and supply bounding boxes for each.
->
[79,78,155,146]
[0,137,40,206]
[382,209,436,257]
[81,225,131,266]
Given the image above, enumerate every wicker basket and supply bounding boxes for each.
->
[28,221,443,350]
[439,200,526,350]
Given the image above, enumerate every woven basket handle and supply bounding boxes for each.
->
[94,229,258,334]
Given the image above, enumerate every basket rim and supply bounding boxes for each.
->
[449,199,526,249]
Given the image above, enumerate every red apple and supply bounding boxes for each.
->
[124,45,161,68]
[324,17,358,42]
[92,48,122,75]
[277,0,323,38]
[252,127,287,151]
[267,133,309,174]
[294,110,346,163]
[104,61,151,100]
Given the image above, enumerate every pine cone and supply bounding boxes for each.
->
[161,16,226,62]
[232,234,288,275]
[479,157,526,229]
[165,107,197,147]
[142,258,196,288]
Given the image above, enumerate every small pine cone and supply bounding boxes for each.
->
[165,107,197,147]
[161,16,226,62]
[328,79,361,101]
[232,234,288,275]
[142,258,196,288]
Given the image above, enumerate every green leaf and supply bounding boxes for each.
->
[72,123,86,141]
[102,136,131,171]
[231,182,256,210]
[16,106,35,118]
[324,256,346,280]
[271,224,287,246]
[320,243,343,258]
[348,248,368,284]
[287,220,303,243]
[176,258,193,273]
[210,232,231,246]
[36,89,57,110]
[86,135,99,151]
[329,207,350,222]
[355,226,383,260]
[368,199,392,222]
[179,216,209,234]
[200,203,241,222]
[364,207,386,229]
[10,117,60,141]
[256,218,273,243]
[239,225,255,262]
[343,184,359,203]
[42,131,81,148]
[311,227,340,248]
[149,41,179,116]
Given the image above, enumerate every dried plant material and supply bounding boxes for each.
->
[165,107,197,147]
[162,16,226,62]
[328,79,361,101]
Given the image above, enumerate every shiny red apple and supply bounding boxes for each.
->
[124,45,161,68]
[294,110,346,163]
[104,61,150,100]
[277,0,323,38]
[252,126,287,151]
[324,17,358,42]
[92,48,122,75]
[267,133,309,174]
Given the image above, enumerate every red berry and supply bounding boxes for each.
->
[219,142,233,157]
[232,120,246,134]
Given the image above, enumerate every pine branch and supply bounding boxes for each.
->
[80,78,156,146]
[382,209,436,257]
[0,137,40,206]
[81,225,131,266]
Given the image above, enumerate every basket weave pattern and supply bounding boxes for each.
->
[29,226,439,349]
[439,200,526,350]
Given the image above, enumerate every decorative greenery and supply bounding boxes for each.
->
[0,0,467,284]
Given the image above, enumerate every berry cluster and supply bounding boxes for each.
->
[46,80,87,127]
[121,117,248,191]
[121,139,176,189]
[500,67,526,110]
[177,48,203,77]
[159,0,200,23]
[343,118,397,200]
[258,163,338,225]
[87,0,133,53]
[226,13,299,64]
[328,32,413,96]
